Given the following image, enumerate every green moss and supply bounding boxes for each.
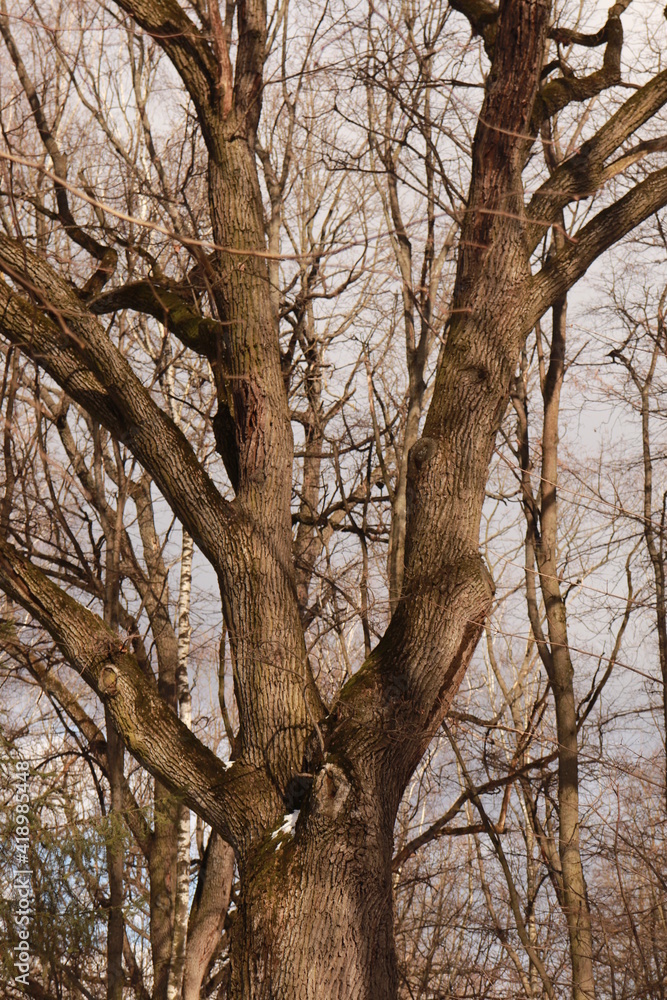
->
[338,645,384,701]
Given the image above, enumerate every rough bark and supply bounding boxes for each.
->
[226,2,554,990]
[182,833,235,1000]
[105,709,125,1000]
[3,0,667,996]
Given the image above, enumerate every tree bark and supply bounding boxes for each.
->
[5,1,667,996]
[105,708,125,1000]
[224,2,554,992]
[167,531,195,1000]
[230,770,397,1000]
[182,833,235,1000]
[517,298,596,1000]
[616,314,667,811]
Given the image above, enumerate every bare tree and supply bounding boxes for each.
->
[2,1,667,998]
[604,276,667,809]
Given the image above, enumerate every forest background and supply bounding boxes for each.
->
[0,1,667,998]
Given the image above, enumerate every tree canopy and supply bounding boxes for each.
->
[1,1,667,998]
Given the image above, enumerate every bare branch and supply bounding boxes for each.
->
[0,534,252,846]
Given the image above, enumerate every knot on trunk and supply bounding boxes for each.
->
[99,664,119,696]
[313,762,350,820]
[406,437,442,540]
[408,436,438,473]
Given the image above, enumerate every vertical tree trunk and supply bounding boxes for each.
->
[230,773,398,1000]
[167,531,195,1000]
[539,298,595,1000]
[10,1,667,997]
[224,3,553,995]
[625,322,667,811]
[104,512,125,1000]
[517,298,596,1000]
[150,785,180,1000]
[105,707,125,1000]
[182,833,235,1000]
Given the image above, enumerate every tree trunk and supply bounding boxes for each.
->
[183,833,235,1000]
[5,1,667,997]
[231,776,397,1000]
[150,783,180,1000]
[105,708,125,1000]
[539,298,595,1000]
[627,324,667,812]
[167,530,195,1000]
[517,297,596,1000]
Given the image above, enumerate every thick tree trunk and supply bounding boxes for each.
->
[213,3,551,994]
[6,2,667,998]
[231,774,397,1000]
[205,124,327,816]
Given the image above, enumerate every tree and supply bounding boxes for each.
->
[2,0,667,997]
[603,271,667,808]
[0,308,235,1000]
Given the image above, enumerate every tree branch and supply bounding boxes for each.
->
[233,0,268,140]
[0,629,153,855]
[528,165,667,324]
[392,747,557,870]
[110,0,219,141]
[449,0,499,56]
[0,236,237,578]
[0,0,118,294]
[526,67,667,245]
[533,1,632,126]
[0,234,323,816]
[89,280,224,359]
[0,534,255,847]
